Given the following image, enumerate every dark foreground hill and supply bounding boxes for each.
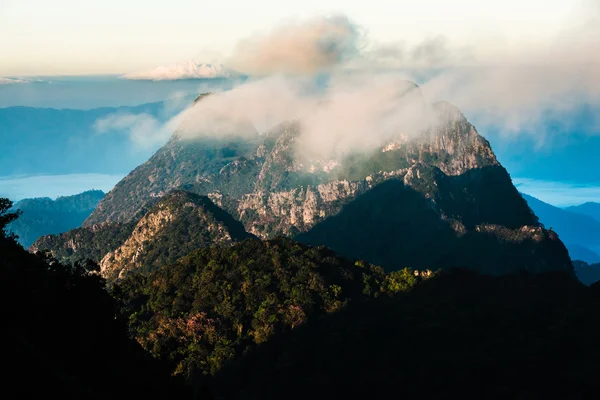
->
[5,197,600,399]
[212,268,600,400]
[0,199,190,400]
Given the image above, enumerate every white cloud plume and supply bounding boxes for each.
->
[172,73,430,160]
[228,15,361,75]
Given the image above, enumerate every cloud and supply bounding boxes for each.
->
[228,15,361,75]
[0,77,28,84]
[94,113,175,149]
[93,91,197,148]
[119,4,600,156]
[122,61,236,81]
[414,1,600,143]
[173,73,430,160]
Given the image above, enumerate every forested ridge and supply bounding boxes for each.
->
[5,196,600,399]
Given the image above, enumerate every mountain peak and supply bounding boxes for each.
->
[99,190,253,281]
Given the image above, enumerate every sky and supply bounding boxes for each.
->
[0,174,123,200]
[0,0,582,76]
[1,0,599,208]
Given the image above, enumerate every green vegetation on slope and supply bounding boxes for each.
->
[102,190,255,280]
[31,220,137,264]
[213,268,600,400]
[114,237,428,379]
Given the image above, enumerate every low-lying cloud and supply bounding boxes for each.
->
[95,113,176,149]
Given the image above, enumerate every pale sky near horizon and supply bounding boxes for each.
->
[0,0,584,76]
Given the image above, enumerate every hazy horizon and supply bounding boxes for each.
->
[1,0,589,76]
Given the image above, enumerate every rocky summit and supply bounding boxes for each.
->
[35,84,573,278]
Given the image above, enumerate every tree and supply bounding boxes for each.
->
[0,198,21,240]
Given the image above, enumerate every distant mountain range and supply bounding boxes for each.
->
[521,193,600,263]
[566,202,600,223]
[8,190,104,248]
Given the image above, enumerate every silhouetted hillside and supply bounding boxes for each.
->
[8,190,104,248]
[213,269,600,400]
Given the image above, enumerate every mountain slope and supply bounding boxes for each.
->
[30,221,137,265]
[212,269,600,400]
[79,84,572,275]
[84,132,262,226]
[100,190,254,280]
[115,237,423,378]
[521,193,600,263]
[8,190,104,248]
[297,167,571,274]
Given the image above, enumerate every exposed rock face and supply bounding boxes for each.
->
[66,82,572,276]
[85,134,262,226]
[85,101,499,238]
[99,190,254,281]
